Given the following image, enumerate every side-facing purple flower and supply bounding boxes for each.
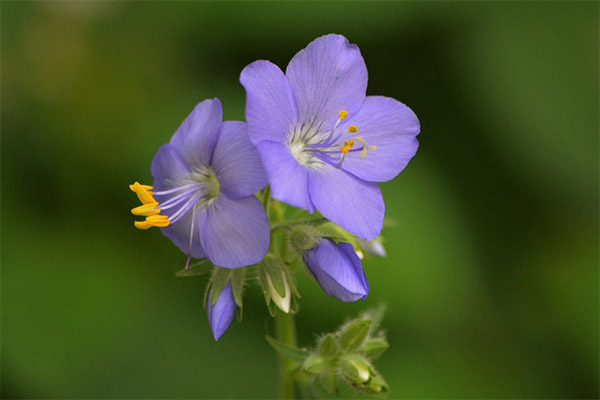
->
[240,34,420,241]
[303,239,369,302]
[207,284,236,341]
[129,98,269,269]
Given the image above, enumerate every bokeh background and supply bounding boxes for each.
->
[2,2,598,398]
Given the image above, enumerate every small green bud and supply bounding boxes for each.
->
[257,256,291,313]
[339,320,371,350]
[340,355,371,383]
[303,354,326,375]
[319,334,339,359]
[360,337,389,359]
[289,224,319,251]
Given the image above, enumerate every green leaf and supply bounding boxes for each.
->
[265,335,308,362]
[174,259,212,277]
[339,320,371,350]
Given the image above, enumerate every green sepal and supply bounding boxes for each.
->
[266,300,277,317]
[209,267,232,306]
[230,268,245,308]
[302,354,326,375]
[319,334,339,359]
[339,320,371,350]
[262,257,287,298]
[360,304,387,333]
[265,335,308,362]
[319,370,339,395]
[360,337,389,360]
[175,259,212,277]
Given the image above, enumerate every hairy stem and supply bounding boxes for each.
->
[276,310,298,399]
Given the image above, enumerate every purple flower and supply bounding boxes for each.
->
[207,284,236,341]
[240,34,420,240]
[129,98,269,269]
[303,239,369,302]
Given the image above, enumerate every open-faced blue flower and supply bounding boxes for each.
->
[240,34,420,240]
[129,98,269,269]
[303,239,369,302]
[207,283,236,341]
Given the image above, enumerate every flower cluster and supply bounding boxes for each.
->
[129,34,419,393]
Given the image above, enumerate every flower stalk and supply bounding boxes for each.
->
[275,309,298,399]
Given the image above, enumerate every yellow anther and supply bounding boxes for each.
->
[348,125,358,133]
[131,202,161,216]
[146,214,170,227]
[134,220,153,230]
[338,110,348,120]
[130,181,156,205]
[340,138,354,154]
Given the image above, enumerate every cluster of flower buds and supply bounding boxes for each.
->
[267,306,391,397]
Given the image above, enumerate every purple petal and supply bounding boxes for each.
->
[286,34,367,130]
[200,194,269,269]
[304,239,369,302]
[308,167,384,241]
[240,60,299,145]
[151,143,191,191]
[339,96,420,182]
[211,121,267,199]
[160,210,206,259]
[206,284,236,341]
[256,141,315,212]
[170,98,222,167]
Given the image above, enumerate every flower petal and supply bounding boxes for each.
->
[206,284,236,341]
[286,34,367,129]
[339,96,420,182]
[308,167,384,240]
[151,143,205,258]
[160,210,206,259]
[256,141,315,212]
[200,194,269,269]
[304,239,369,302]
[151,143,191,191]
[240,60,299,145]
[212,121,267,199]
[169,98,222,167]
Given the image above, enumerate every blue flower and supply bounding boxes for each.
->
[304,239,369,302]
[207,284,236,341]
[240,34,420,240]
[129,98,270,269]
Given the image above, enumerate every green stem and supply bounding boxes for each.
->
[276,310,298,399]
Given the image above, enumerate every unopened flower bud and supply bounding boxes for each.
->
[303,354,326,375]
[303,239,369,302]
[340,356,371,383]
[206,284,236,341]
[266,271,291,313]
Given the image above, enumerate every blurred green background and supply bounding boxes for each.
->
[2,2,598,398]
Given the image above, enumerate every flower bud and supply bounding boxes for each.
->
[302,354,326,375]
[340,355,371,384]
[206,284,236,341]
[303,239,369,302]
[266,270,291,313]
[319,334,339,359]
[356,238,387,257]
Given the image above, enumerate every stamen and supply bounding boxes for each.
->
[338,110,348,120]
[340,138,354,154]
[130,182,156,204]
[131,202,161,216]
[184,206,197,270]
[353,136,377,159]
[134,220,153,230]
[146,215,170,227]
[348,125,358,133]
